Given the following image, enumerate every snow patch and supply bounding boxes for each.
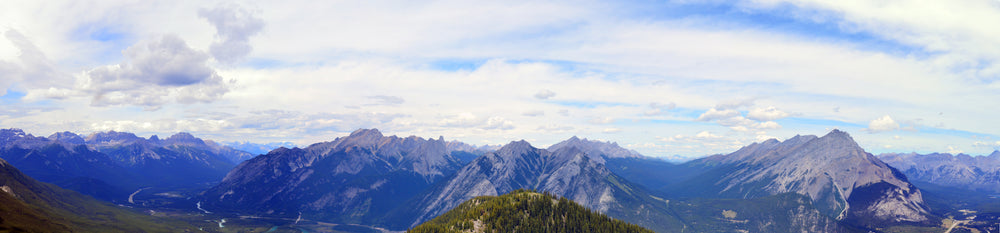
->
[1,185,15,198]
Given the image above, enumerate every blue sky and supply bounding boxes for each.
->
[2,0,1000,161]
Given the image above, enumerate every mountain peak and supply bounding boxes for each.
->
[164,132,206,146]
[819,129,858,146]
[1,128,29,145]
[501,140,533,151]
[824,129,850,138]
[47,131,84,144]
[350,128,384,138]
[85,131,143,144]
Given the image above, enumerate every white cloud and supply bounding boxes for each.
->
[0,30,72,96]
[537,124,574,133]
[534,89,556,99]
[602,128,622,133]
[199,4,265,64]
[522,110,544,117]
[747,106,789,121]
[484,116,515,130]
[6,1,1000,158]
[866,115,901,133]
[588,117,615,124]
[644,102,676,116]
[72,35,231,110]
[696,108,740,121]
[695,131,722,139]
[367,95,405,106]
[947,145,964,154]
[439,113,514,130]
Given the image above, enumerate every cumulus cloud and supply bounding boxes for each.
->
[367,95,405,106]
[602,128,622,133]
[588,117,615,124]
[947,145,963,154]
[659,131,743,150]
[77,35,230,110]
[534,89,556,99]
[484,116,515,130]
[696,108,740,121]
[715,98,755,110]
[522,110,544,117]
[439,113,514,130]
[199,4,265,64]
[866,115,900,133]
[644,102,676,116]
[537,124,574,133]
[747,106,789,121]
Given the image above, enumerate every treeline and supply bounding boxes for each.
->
[409,189,653,233]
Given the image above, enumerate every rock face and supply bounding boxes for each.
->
[879,151,1000,194]
[200,129,466,224]
[678,130,931,227]
[396,140,679,232]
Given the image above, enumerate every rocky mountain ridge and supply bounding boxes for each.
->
[878,151,1000,194]
[675,130,933,227]
[200,128,467,224]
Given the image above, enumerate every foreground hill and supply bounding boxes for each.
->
[878,151,1000,194]
[392,140,682,232]
[409,189,653,233]
[0,157,192,232]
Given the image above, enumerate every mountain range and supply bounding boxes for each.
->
[879,151,1000,194]
[200,129,468,224]
[0,128,251,201]
[2,127,992,232]
[663,130,933,228]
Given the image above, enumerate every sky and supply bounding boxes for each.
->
[2,0,1000,161]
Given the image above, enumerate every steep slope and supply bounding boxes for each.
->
[200,128,466,224]
[409,189,654,233]
[673,130,933,228]
[545,136,697,192]
[879,151,1000,194]
[394,140,682,232]
[0,158,193,232]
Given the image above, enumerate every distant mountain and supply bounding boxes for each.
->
[670,130,934,228]
[879,151,1000,194]
[200,128,466,224]
[0,157,193,232]
[84,131,240,187]
[0,128,250,201]
[391,140,683,232]
[222,141,298,158]
[409,189,654,233]
[548,136,644,162]
[444,140,497,164]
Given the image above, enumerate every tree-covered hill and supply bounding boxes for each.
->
[408,189,653,233]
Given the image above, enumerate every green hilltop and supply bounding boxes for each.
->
[408,189,653,233]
